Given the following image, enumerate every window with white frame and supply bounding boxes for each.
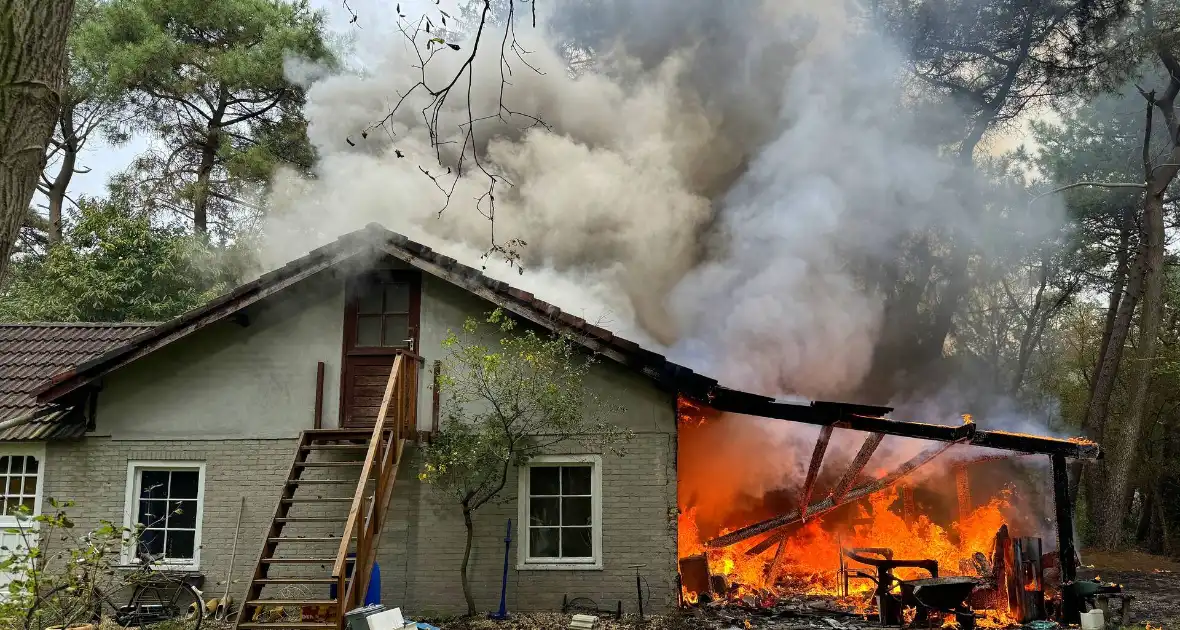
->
[123,462,204,568]
[517,454,602,570]
[0,452,41,517]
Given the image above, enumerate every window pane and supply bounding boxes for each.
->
[165,530,196,560]
[19,497,33,513]
[0,476,7,499]
[529,527,559,558]
[167,500,198,529]
[562,497,592,526]
[356,316,382,346]
[22,476,36,495]
[140,471,169,499]
[562,466,592,495]
[137,499,168,528]
[7,477,19,495]
[169,471,199,499]
[10,457,24,475]
[382,315,409,347]
[358,287,383,314]
[384,284,410,313]
[0,457,10,474]
[529,497,560,527]
[561,527,593,558]
[139,529,165,556]
[24,457,37,474]
[530,467,560,496]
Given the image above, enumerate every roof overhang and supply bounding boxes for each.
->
[31,224,1100,461]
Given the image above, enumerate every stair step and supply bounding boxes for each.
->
[280,497,355,503]
[305,429,382,439]
[246,600,338,607]
[252,578,337,585]
[238,624,337,629]
[261,557,354,564]
[267,537,352,543]
[275,517,349,523]
[301,444,371,451]
[295,462,365,468]
[286,479,358,485]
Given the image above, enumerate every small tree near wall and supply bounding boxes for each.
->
[419,309,632,615]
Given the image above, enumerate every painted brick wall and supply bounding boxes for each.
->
[41,430,678,617]
[43,438,297,603]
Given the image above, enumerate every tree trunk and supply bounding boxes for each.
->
[0,0,75,281]
[460,505,477,616]
[45,100,78,245]
[1095,187,1167,550]
[1070,205,1135,506]
[192,128,218,235]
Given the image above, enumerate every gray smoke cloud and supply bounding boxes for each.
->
[266,0,1064,422]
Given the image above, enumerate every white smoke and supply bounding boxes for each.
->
[266,0,1064,413]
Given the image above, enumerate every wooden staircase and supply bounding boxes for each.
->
[236,354,417,630]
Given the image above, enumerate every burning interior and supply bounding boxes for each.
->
[674,395,1114,628]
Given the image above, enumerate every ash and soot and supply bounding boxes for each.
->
[270,0,1080,624]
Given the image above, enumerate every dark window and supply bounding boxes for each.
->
[133,468,201,563]
[526,465,594,560]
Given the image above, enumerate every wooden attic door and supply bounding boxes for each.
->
[340,270,421,430]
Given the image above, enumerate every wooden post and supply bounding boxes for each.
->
[901,483,915,527]
[314,362,325,430]
[1052,455,1079,624]
[955,465,972,524]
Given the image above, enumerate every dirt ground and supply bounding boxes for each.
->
[425,550,1180,629]
[1078,549,1180,628]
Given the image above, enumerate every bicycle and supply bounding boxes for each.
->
[26,544,205,630]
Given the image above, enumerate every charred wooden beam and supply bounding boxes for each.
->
[1052,454,1080,624]
[712,441,957,549]
[831,432,885,504]
[955,465,972,525]
[765,536,790,586]
[800,426,835,519]
[705,388,1099,460]
[901,483,915,527]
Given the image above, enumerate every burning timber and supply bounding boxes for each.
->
[676,395,1107,628]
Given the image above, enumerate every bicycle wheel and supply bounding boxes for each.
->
[103,578,204,630]
[25,584,102,630]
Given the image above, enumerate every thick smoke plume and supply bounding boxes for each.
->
[267,0,1067,476]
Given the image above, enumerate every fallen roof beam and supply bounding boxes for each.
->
[799,426,834,520]
[831,432,885,504]
[706,388,1100,460]
[709,441,957,549]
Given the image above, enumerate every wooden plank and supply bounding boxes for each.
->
[800,426,834,519]
[830,432,885,504]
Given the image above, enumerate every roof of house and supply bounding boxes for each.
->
[0,322,156,439]
[26,224,1100,459]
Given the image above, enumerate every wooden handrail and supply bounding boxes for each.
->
[333,354,415,625]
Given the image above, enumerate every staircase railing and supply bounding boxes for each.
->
[333,352,417,627]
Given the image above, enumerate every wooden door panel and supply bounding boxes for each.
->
[340,271,421,430]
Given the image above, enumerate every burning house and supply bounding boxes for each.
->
[673,394,1109,628]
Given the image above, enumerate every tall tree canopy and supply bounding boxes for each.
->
[76,0,335,238]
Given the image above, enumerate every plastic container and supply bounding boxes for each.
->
[1079,609,1105,630]
[344,604,386,630]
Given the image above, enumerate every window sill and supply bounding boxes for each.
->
[516,561,603,571]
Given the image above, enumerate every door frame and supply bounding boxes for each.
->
[338,270,422,427]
